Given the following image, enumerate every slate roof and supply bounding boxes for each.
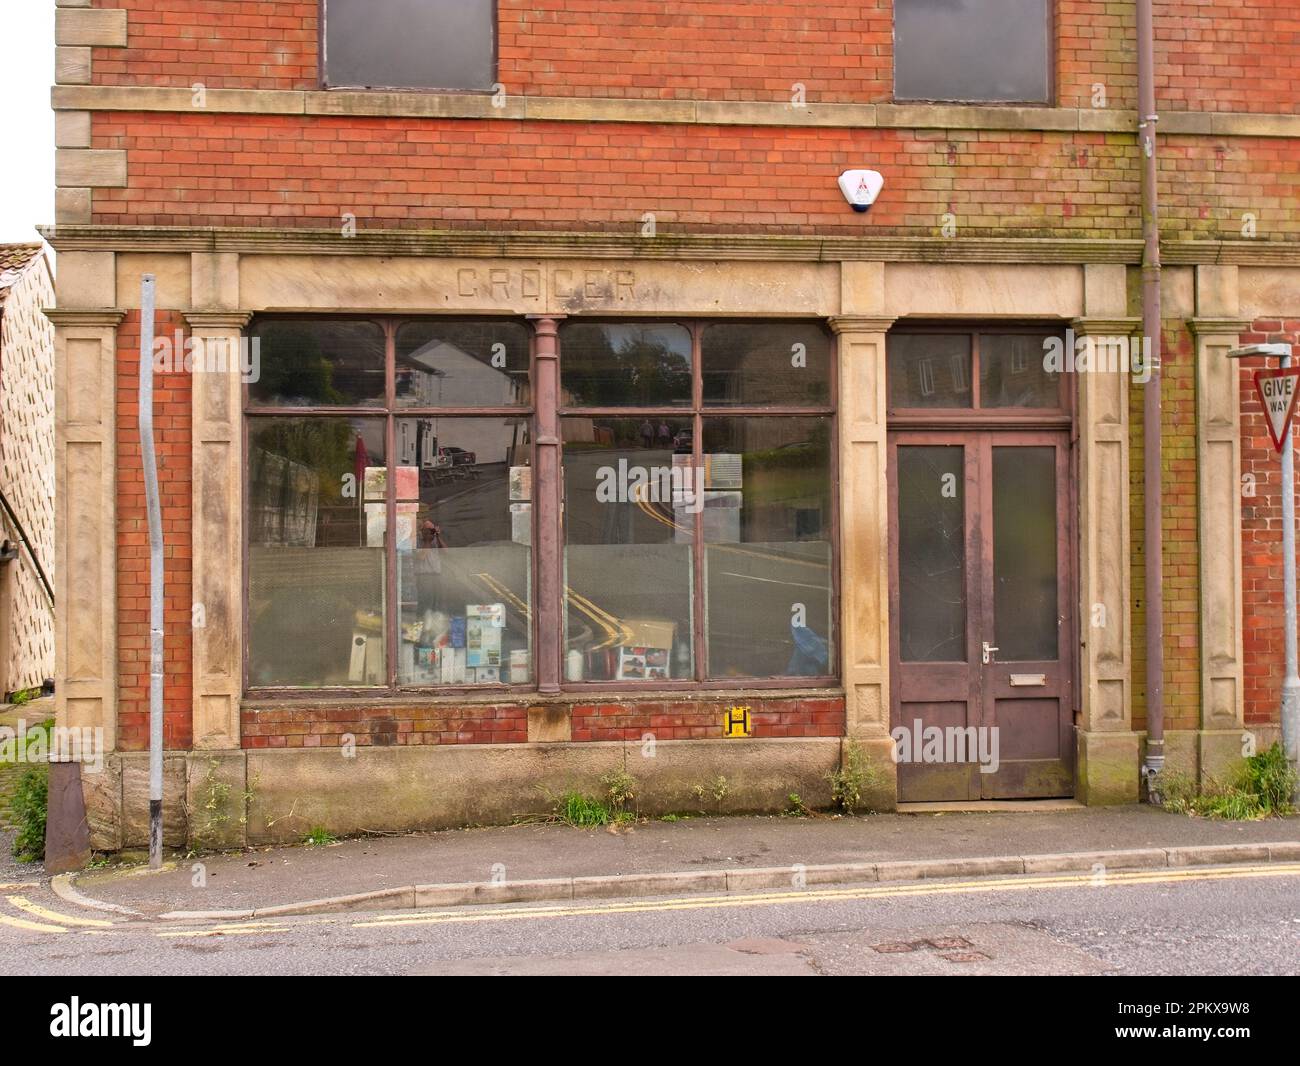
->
[0,243,47,307]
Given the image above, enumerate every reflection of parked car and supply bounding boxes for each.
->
[672,430,692,453]
[429,446,477,481]
[441,446,476,468]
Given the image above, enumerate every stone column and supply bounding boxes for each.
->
[46,308,124,851]
[1189,264,1252,783]
[185,312,251,749]
[829,313,896,804]
[1072,313,1142,803]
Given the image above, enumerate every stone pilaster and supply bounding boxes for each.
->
[185,312,252,749]
[45,309,124,756]
[1072,314,1142,803]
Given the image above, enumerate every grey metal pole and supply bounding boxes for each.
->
[1280,349,1300,801]
[139,275,165,868]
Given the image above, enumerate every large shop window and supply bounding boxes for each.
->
[321,0,497,91]
[246,318,532,689]
[245,318,837,693]
[560,321,835,685]
[893,0,1052,104]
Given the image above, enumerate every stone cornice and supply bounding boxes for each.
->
[39,225,1150,264]
[37,226,1300,268]
[49,84,1300,140]
[1186,317,1254,337]
[184,311,253,330]
[1070,316,1143,335]
[43,308,126,327]
[828,316,897,334]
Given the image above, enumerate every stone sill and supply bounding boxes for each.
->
[242,687,845,712]
[49,84,1300,139]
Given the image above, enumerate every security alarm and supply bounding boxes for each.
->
[838,169,884,213]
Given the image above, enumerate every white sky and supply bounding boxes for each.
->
[0,5,55,246]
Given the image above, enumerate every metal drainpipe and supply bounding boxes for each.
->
[1138,0,1165,799]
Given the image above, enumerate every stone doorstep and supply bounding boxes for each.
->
[56,841,1300,923]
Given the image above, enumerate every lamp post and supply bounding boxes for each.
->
[1228,342,1300,800]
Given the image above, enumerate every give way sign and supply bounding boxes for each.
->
[1254,367,1300,452]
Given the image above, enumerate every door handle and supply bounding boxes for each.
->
[982,641,999,665]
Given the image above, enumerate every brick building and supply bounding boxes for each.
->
[44,0,1299,850]
[0,244,56,699]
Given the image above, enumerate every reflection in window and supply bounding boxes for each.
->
[395,321,530,408]
[562,419,693,682]
[702,323,831,407]
[889,334,973,409]
[701,418,833,678]
[979,333,1061,408]
[559,323,692,407]
[248,418,387,686]
[397,418,532,685]
[248,320,385,408]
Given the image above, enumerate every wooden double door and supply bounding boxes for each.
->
[888,430,1075,801]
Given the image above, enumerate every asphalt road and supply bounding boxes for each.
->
[1,861,1296,977]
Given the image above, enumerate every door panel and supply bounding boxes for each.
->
[889,431,1074,801]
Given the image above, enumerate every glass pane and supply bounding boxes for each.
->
[395,320,530,408]
[248,319,385,408]
[324,0,496,91]
[894,0,1051,103]
[562,418,693,682]
[701,323,831,407]
[396,418,532,686]
[559,323,692,408]
[701,418,833,679]
[897,446,965,662]
[993,446,1058,661]
[889,334,973,409]
[980,333,1062,408]
[248,417,386,686]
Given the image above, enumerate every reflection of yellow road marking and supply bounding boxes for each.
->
[7,896,113,928]
[0,913,66,934]
[0,883,36,889]
[353,863,1300,929]
[567,589,632,649]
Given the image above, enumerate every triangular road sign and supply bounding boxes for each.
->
[1254,367,1300,452]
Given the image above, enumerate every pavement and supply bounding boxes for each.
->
[55,803,1300,920]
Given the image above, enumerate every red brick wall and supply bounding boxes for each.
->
[88,112,1300,241]
[115,311,193,751]
[1240,317,1300,727]
[571,696,844,742]
[241,703,529,747]
[1130,322,1200,734]
[90,1,1300,114]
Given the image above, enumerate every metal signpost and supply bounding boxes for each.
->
[1232,342,1300,801]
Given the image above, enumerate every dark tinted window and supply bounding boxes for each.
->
[894,0,1051,103]
[702,323,831,407]
[323,0,496,91]
[249,320,386,408]
[560,323,692,408]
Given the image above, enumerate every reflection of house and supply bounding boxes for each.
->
[397,339,522,464]
[0,244,55,698]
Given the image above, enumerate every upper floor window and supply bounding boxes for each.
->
[894,0,1052,104]
[322,0,497,91]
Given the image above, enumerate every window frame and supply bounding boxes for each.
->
[318,0,500,94]
[886,323,1073,430]
[243,315,841,698]
[891,0,1056,106]
[557,319,840,692]
[243,314,535,697]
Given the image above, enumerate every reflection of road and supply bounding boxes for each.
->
[423,467,506,546]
